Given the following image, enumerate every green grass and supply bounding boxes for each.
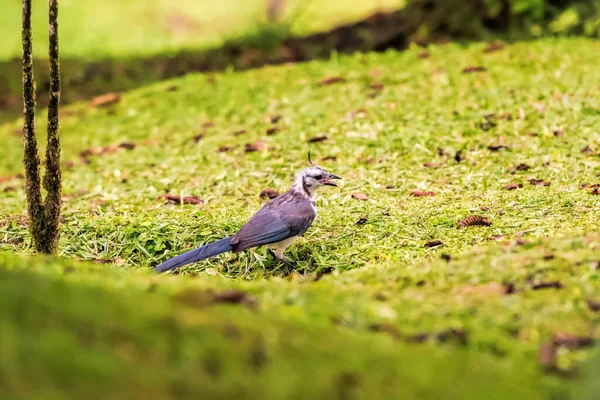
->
[1,37,600,397]
[0,238,598,399]
[0,0,405,61]
[0,234,599,398]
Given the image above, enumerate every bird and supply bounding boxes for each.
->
[154,152,341,273]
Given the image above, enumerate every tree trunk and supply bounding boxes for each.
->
[22,0,46,252]
[21,0,62,254]
[43,0,62,253]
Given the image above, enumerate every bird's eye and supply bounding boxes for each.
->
[313,174,322,180]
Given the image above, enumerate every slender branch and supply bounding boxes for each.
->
[22,0,45,251]
[43,0,62,253]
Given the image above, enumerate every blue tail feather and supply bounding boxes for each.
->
[154,237,233,273]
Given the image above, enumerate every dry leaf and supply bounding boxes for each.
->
[266,126,279,135]
[79,147,103,163]
[504,183,523,190]
[319,76,345,86]
[529,178,550,187]
[410,191,436,197]
[159,195,203,205]
[118,142,136,150]
[259,188,279,199]
[586,298,600,312]
[531,281,562,290]
[417,51,430,59]
[434,329,468,344]
[423,162,441,168]
[459,216,491,227]
[424,240,443,248]
[370,81,384,91]
[368,323,400,338]
[0,174,23,183]
[488,144,509,151]
[218,146,235,152]
[483,42,504,53]
[356,217,369,225]
[212,290,257,309]
[462,66,486,74]
[245,140,267,152]
[91,92,120,107]
[212,289,248,303]
[307,135,328,143]
[406,329,468,345]
[352,192,368,201]
[454,150,465,163]
[503,282,516,294]
[233,129,247,136]
[552,333,594,349]
[581,145,594,155]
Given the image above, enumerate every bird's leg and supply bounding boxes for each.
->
[267,248,298,272]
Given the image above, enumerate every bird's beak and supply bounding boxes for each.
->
[323,174,341,186]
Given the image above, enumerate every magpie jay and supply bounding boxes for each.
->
[154,154,341,273]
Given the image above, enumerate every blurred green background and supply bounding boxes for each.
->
[0,0,406,60]
[0,0,597,62]
[1,0,598,123]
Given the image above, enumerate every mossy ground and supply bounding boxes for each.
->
[1,38,600,398]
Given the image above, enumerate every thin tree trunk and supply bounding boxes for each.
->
[22,0,45,252]
[43,0,62,253]
[21,0,62,254]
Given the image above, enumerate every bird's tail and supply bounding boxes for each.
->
[154,237,233,273]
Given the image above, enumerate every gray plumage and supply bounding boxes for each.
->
[231,190,316,252]
[154,157,340,273]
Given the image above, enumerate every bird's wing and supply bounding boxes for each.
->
[231,192,316,252]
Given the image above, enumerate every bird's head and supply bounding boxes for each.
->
[301,167,341,188]
[295,151,341,197]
